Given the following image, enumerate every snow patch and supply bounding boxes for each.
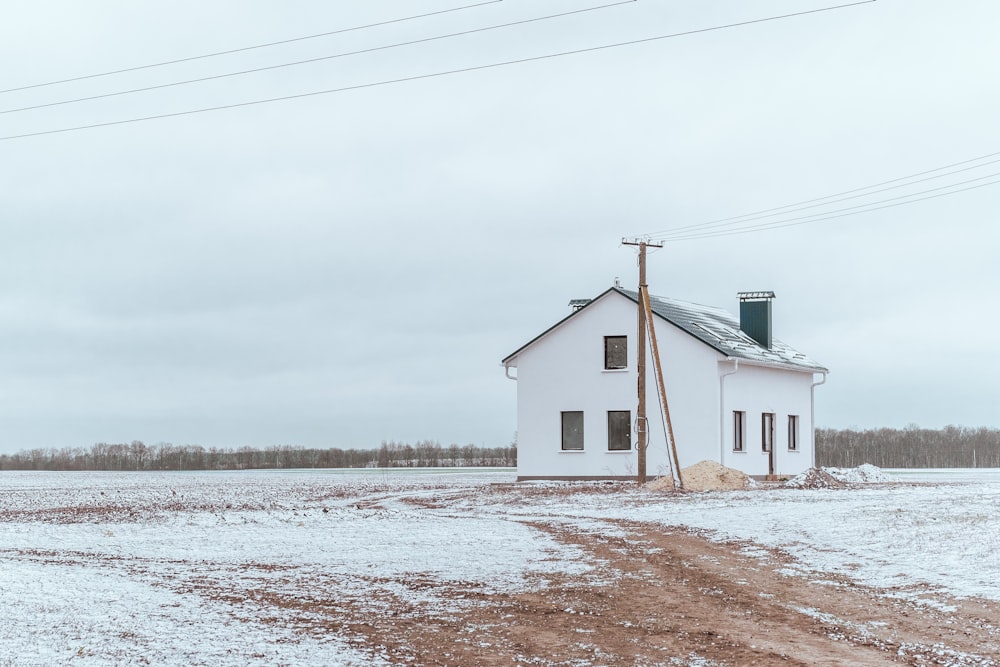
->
[824,464,893,483]
[784,468,847,489]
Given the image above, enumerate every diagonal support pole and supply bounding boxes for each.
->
[640,286,683,490]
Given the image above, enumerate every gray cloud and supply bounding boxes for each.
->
[1,0,999,452]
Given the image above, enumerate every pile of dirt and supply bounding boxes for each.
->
[679,460,754,491]
[645,475,676,491]
[825,463,893,483]
[784,467,847,489]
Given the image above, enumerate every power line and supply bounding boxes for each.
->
[658,175,1000,241]
[645,154,1000,238]
[0,0,503,95]
[640,149,1000,238]
[0,1,636,116]
[0,0,876,142]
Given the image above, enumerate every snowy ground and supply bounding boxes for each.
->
[478,472,1000,603]
[2,467,999,665]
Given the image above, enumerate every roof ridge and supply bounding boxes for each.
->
[505,286,827,374]
[613,286,827,373]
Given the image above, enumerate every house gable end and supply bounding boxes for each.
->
[501,287,620,366]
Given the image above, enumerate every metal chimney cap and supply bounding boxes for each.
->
[737,291,776,301]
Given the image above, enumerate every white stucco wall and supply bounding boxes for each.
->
[643,308,724,475]
[508,290,821,479]
[513,294,652,479]
[720,363,817,477]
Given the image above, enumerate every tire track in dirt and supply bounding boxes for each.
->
[13,478,998,665]
[204,515,1000,665]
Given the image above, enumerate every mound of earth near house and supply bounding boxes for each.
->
[825,463,893,483]
[785,467,847,489]
[678,460,754,491]
[645,474,676,491]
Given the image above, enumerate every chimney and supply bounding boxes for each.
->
[737,291,775,349]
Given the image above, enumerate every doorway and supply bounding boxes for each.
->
[762,413,776,477]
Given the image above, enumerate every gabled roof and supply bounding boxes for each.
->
[502,286,828,373]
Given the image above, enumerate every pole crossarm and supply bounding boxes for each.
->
[621,238,664,249]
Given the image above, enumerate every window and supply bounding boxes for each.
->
[604,335,627,370]
[561,411,584,450]
[762,413,775,452]
[788,415,800,451]
[733,411,746,452]
[607,411,631,451]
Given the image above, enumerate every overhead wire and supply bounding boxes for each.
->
[0,0,504,95]
[639,149,1000,238]
[0,0,876,142]
[644,155,1000,238]
[0,1,637,116]
[657,175,1000,241]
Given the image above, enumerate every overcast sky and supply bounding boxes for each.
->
[1,0,998,454]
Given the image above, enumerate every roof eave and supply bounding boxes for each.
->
[501,287,619,366]
[722,356,829,374]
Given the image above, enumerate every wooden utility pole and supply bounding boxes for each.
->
[641,287,683,490]
[622,238,662,484]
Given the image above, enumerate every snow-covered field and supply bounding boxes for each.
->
[2,467,998,665]
[487,473,1000,603]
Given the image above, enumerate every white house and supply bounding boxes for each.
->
[501,285,828,481]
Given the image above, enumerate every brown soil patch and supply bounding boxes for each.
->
[191,515,1000,666]
[680,460,754,491]
[31,481,995,665]
[330,521,999,665]
[646,475,676,491]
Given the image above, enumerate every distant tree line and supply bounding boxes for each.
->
[0,440,516,472]
[816,425,1000,468]
[375,440,516,468]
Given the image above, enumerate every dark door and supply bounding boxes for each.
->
[762,413,776,477]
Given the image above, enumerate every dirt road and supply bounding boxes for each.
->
[14,475,995,665]
[319,490,1000,666]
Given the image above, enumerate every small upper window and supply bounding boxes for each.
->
[604,336,627,370]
